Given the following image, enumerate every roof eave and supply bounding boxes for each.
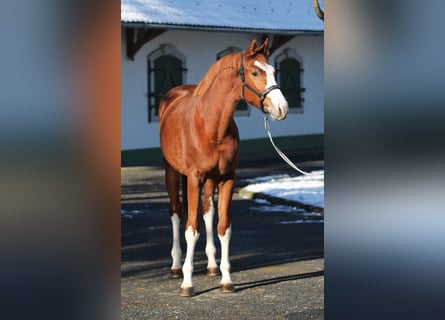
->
[121,22,324,35]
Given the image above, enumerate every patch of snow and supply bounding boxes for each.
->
[243,170,324,208]
[245,174,290,184]
[250,202,321,216]
[121,209,144,218]
[277,220,324,225]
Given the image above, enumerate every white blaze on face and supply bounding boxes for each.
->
[254,60,288,120]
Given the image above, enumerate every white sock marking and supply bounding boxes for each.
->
[170,214,182,270]
[218,225,232,285]
[181,226,200,289]
[203,197,218,269]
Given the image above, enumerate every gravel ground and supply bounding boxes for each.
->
[121,160,324,319]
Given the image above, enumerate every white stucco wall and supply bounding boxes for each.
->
[121,29,323,150]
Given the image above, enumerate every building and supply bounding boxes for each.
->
[121,0,324,165]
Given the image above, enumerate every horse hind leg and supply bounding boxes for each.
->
[180,174,188,223]
[165,161,182,279]
[202,179,219,277]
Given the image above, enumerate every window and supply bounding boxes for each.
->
[275,49,305,112]
[216,47,250,116]
[147,45,186,122]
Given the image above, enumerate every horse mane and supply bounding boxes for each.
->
[193,53,241,96]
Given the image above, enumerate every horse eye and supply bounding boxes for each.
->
[251,71,259,77]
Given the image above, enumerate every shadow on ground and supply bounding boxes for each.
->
[121,162,324,320]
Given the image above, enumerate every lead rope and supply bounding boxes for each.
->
[264,116,313,175]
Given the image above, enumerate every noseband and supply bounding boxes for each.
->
[239,55,281,113]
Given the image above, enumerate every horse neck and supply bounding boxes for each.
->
[197,69,241,142]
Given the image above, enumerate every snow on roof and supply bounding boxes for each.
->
[121,0,324,33]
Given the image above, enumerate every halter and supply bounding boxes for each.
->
[239,55,281,114]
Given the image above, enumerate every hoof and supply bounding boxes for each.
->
[179,286,195,297]
[220,283,235,293]
[206,267,220,277]
[169,269,182,279]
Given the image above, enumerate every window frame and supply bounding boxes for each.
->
[274,48,305,113]
[147,44,187,122]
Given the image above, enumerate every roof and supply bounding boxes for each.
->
[121,0,324,33]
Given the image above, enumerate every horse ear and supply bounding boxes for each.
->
[246,39,258,57]
[256,37,270,57]
[246,38,270,57]
[261,37,270,56]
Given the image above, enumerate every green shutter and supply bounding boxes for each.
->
[236,100,249,112]
[279,58,302,109]
[150,55,184,118]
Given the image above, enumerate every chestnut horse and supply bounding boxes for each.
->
[159,38,288,297]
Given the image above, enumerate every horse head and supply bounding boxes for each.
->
[240,38,288,121]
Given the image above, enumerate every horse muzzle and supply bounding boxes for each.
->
[264,96,288,121]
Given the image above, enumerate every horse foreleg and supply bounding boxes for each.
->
[165,163,183,278]
[179,174,201,297]
[219,225,233,292]
[217,178,236,293]
[202,179,218,276]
